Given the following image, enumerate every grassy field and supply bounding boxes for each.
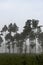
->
[0,54,43,65]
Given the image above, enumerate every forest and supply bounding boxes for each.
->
[0,19,43,65]
[0,19,43,54]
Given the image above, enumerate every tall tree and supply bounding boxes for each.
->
[38,32,43,53]
[1,25,8,53]
[31,19,39,53]
[0,36,3,47]
[20,32,25,54]
[8,23,18,53]
[23,20,32,54]
[29,31,36,53]
[5,33,13,53]
[14,33,21,54]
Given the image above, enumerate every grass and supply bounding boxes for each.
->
[0,53,43,65]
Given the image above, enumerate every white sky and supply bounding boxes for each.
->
[0,0,43,32]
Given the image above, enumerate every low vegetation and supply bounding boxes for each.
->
[0,54,43,65]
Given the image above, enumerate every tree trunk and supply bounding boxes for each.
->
[8,43,10,53]
[5,32,7,53]
[25,39,27,54]
[17,41,19,54]
[42,46,43,54]
[12,43,14,53]
[13,48,14,53]
[35,38,36,54]
[9,48,10,53]
[5,43,7,53]
[19,46,23,54]
[29,39,31,54]
[13,46,14,53]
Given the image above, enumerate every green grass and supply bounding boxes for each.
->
[0,54,43,65]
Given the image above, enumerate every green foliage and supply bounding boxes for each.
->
[32,19,39,28]
[2,25,8,32]
[8,23,18,33]
[0,54,43,65]
[0,36,3,43]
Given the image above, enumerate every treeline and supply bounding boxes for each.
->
[0,19,43,54]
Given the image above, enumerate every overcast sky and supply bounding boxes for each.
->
[0,0,43,32]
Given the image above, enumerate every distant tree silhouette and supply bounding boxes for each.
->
[23,20,32,54]
[5,33,12,53]
[14,33,21,54]
[8,23,18,53]
[1,25,8,53]
[0,36,3,47]
[20,32,25,54]
[31,19,39,53]
[38,32,43,53]
[29,31,36,53]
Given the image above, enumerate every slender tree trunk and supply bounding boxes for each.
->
[5,32,7,53]
[5,43,7,53]
[13,48,14,53]
[17,47,20,54]
[12,42,14,53]
[17,41,19,54]
[9,48,10,53]
[42,46,43,54]
[9,46,10,53]
[13,46,14,53]
[17,47,18,54]
[29,39,30,54]
[25,39,27,54]
[8,32,11,53]
[29,39,31,54]
[19,46,23,54]
[8,43,10,53]
[19,42,23,54]
[35,37,36,54]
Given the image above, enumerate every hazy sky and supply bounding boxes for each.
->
[0,0,43,32]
